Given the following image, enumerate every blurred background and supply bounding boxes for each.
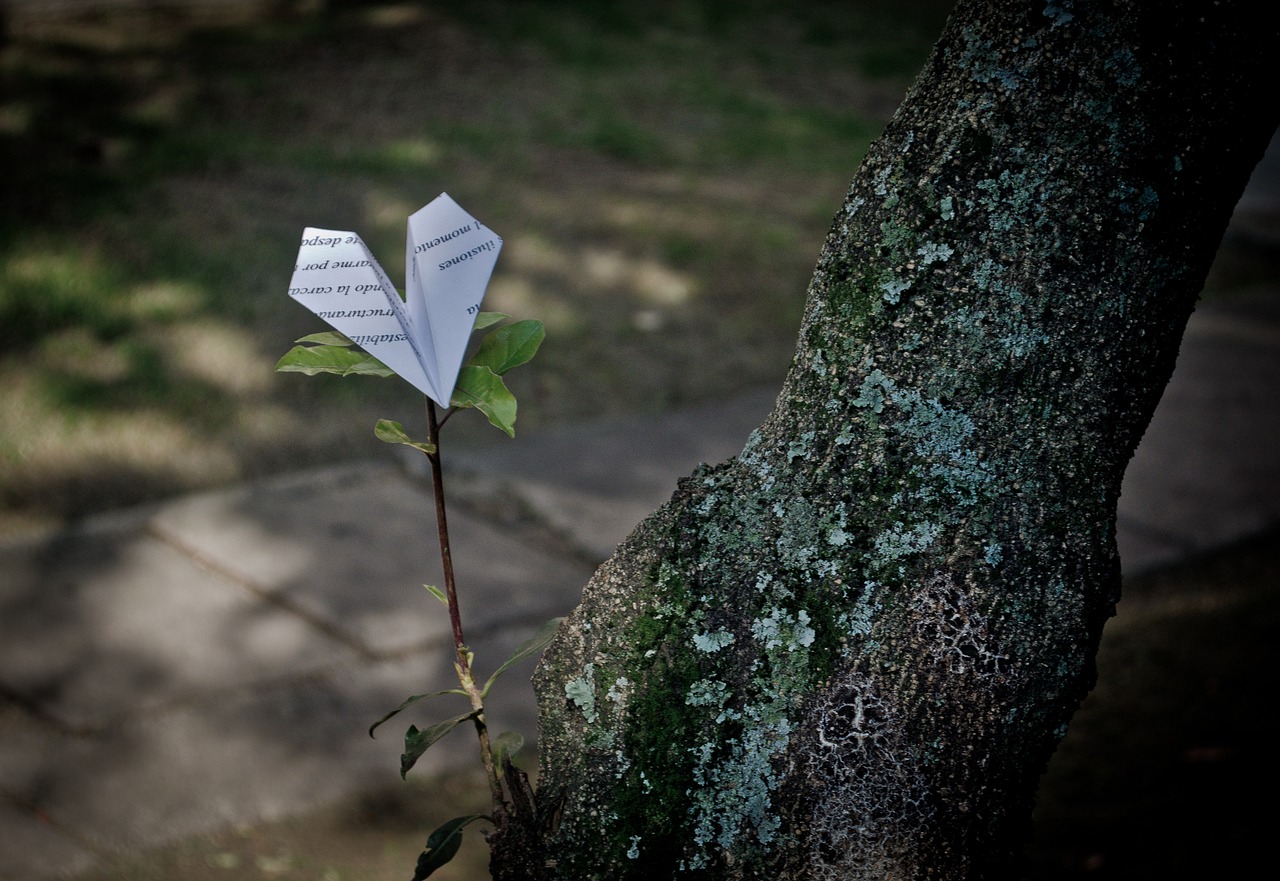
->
[2,2,1276,880]
[0,0,954,536]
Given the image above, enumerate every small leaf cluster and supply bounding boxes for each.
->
[370,617,560,878]
[275,312,545,438]
[368,617,562,774]
[451,312,545,436]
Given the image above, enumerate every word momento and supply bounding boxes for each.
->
[286,193,503,408]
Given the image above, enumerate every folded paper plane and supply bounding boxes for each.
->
[286,193,502,408]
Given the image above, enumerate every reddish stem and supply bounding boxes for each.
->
[426,400,467,652]
[425,399,504,811]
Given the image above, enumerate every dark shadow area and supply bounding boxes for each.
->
[1027,527,1280,880]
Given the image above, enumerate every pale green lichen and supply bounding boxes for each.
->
[692,628,736,653]
[827,526,852,547]
[751,607,816,651]
[565,664,598,723]
[985,541,1005,566]
[683,599,820,867]
[686,711,790,866]
[853,367,894,412]
[881,276,912,304]
[686,678,731,709]
[1043,3,1073,27]
[1104,46,1140,87]
[787,430,816,462]
[916,241,955,265]
[975,166,1047,234]
[838,591,880,638]
[873,521,942,564]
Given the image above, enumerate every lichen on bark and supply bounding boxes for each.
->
[490,2,1279,879]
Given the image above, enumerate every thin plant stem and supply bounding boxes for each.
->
[426,400,466,651]
[425,398,505,812]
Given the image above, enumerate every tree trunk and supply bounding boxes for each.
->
[491,1,1278,878]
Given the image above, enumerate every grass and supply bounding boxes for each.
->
[0,0,952,534]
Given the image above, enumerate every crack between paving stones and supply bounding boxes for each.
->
[145,521,381,662]
[0,683,93,738]
[432,468,610,569]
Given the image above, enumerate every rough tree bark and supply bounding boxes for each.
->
[490,1,1277,878]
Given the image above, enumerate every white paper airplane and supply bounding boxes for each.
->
[286,193,503,408]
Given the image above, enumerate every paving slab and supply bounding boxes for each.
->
[2,640,549,864]
[0,459,591,879]
[0,701,99,881]
[1117,292,1280,569]
[0,518,356,732]
[149,464,594,657]
[443,389,779,563]
[0,801,96,881]
[23,682,395,854]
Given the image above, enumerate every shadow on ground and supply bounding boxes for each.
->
[52,528,1280,881]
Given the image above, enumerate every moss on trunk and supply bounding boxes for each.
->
[490,1,1279,878]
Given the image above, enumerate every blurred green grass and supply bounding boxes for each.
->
[0,0,952,532]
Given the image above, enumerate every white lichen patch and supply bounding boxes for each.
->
[607,676,631,707]
[790,671,932,880]
[912,572,1009,679]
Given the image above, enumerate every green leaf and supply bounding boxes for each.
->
[423,583,448,605]
[492,731,525,768]
[482,617,563,697]
[373,419,436,455]
[468,319,545,375]
[401,711,480,778]
[294,331,354,347]
[450,365,518,437]
[412,815,487,881]
[472,311,509,331]
[368,690,467,738]
[275,345,394,377]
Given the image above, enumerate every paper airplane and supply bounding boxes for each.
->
[286,193,503,408]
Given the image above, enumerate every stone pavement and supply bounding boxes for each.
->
[4,123,1280,878]
[2,289,1278,880]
